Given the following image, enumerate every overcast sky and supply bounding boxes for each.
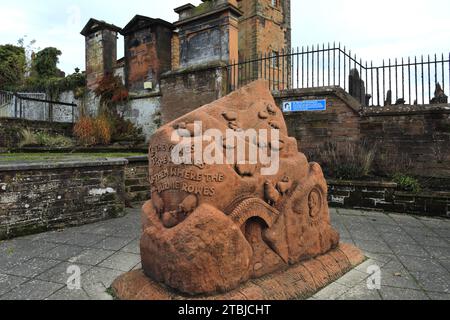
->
[1,0,449,74]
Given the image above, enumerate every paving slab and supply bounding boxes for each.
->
[92,236,136,251]
[337,283,382,300]
[38,244,85,262]
[0,207,449,300]
[36,262,92,285]
[46,287,91,301]
[0,274,28,296]
[69,248,116,266]
[0,280,63,300]
[6,257,61,278]
[411,272,450,293]
[99,252,141,272]
[379,286,429,300]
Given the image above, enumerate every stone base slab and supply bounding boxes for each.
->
[111,243,365,300]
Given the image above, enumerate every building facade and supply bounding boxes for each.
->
[237,0,291,61]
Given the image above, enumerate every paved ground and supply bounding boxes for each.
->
[0,207,449,300]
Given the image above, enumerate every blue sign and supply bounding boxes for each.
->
[282,100,327,113]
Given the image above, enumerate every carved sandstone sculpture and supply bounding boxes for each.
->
[113,80,364,300]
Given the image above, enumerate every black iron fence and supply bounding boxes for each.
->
[0,91,77,123]
[227,44,450,107]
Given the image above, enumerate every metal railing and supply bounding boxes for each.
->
[0,91,77,123]
[227,44,450,107]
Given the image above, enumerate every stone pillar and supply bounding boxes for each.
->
[81,19,122,91]
[120,15,174,94]
[173,0,242,68]
[159,0,241,125]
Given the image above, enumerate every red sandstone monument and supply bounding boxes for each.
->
[112,80,364,300]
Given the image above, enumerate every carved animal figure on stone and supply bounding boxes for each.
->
[264,180,281,206]
[266,103,278,116]
[162,211,180,229]
[276,176,293,195]
[178,195,198,217]
[222,111,238,122]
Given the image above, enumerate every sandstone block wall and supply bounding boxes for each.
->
[0,159,127,240]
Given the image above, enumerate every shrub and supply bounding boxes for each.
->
[393,174,421,193]
[108,113,144,142]
[375,151,413,177]
[310,141,377,180]
[35,133,73,148]
[73,116,97,146]
[94,116,112,145]
[19,129,37,147]
[19,129,73,148]
[73,116,112,146]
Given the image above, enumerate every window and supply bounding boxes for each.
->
[271,51,279,68]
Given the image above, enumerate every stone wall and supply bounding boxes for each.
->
[0,91,76,124]
[328,180,450,218]
[118,94,162,141]
[273,87,450,179]
[0,159,127,240]
[361,104,450,178]
[160,62,229,124]
[273,87,362,154]
[0,118,73,151]
[125,156,151,202]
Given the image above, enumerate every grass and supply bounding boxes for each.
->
[0,152,146,163]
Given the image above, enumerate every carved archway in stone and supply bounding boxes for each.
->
[229,198,280,228]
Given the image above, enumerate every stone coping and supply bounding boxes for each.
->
[328,179,398,188]
[162,60,228,77]
[112,243,365,301]
[272,86,362,115]
[396,190,450,199]
[0,158,129,172]
[126,155,149,163]
[362,103,450,116]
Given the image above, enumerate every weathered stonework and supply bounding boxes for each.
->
[112,80,364,300]
[274,87,450,179]
[274,87,362,154]
[329,180,450,218]
[121,16,174,93]
[237,0,291,60]
[361,105,450,178]
[125,156,151,202]
[174,0,242,68]
[0,159,126,240]
[81,19,122,90]
[113,243,364,300]
[160,61,229,124]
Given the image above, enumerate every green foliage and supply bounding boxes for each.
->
[24,70,86,100]
[31,47,62,79]
[0,44,26,89]
[393,174,421,193]
[19,129,74,148]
